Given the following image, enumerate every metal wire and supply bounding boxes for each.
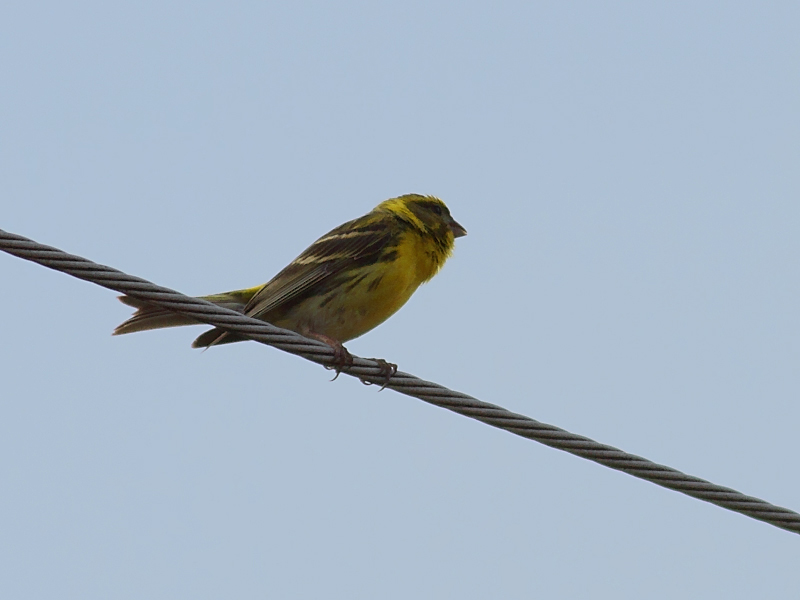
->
[2,227,799,535]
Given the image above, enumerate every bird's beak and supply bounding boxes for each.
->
[449,218,467,238]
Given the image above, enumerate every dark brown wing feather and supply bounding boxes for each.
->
[192,213,401,348]
[243,216,397,320]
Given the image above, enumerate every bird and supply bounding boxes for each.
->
[114,194,466,378]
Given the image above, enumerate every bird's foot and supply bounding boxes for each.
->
[326,342,354,380]
[305,332,353,380]
[360,358,398,390]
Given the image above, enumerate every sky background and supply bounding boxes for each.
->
[2,1,799,598]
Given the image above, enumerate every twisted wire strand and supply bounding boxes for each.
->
[2,227,798,535]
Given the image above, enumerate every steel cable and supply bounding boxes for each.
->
[2,227,798,535]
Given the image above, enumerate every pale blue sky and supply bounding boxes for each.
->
[2,2,799,598]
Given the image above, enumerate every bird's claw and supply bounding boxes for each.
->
[325,344,354,381]
[360,358,397,390]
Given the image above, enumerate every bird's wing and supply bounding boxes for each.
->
[243,214,397,320]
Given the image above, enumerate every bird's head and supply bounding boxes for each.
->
[377,194,467,247]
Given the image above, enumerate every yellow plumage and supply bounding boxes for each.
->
[114,194,466,365]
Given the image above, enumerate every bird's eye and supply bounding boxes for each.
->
[431,205,443,216]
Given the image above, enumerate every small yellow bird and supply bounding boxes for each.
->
[114,194,466,373]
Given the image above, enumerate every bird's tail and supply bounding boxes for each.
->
[113,287,261,342]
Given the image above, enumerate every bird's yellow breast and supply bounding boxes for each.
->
[272,230,437,342]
